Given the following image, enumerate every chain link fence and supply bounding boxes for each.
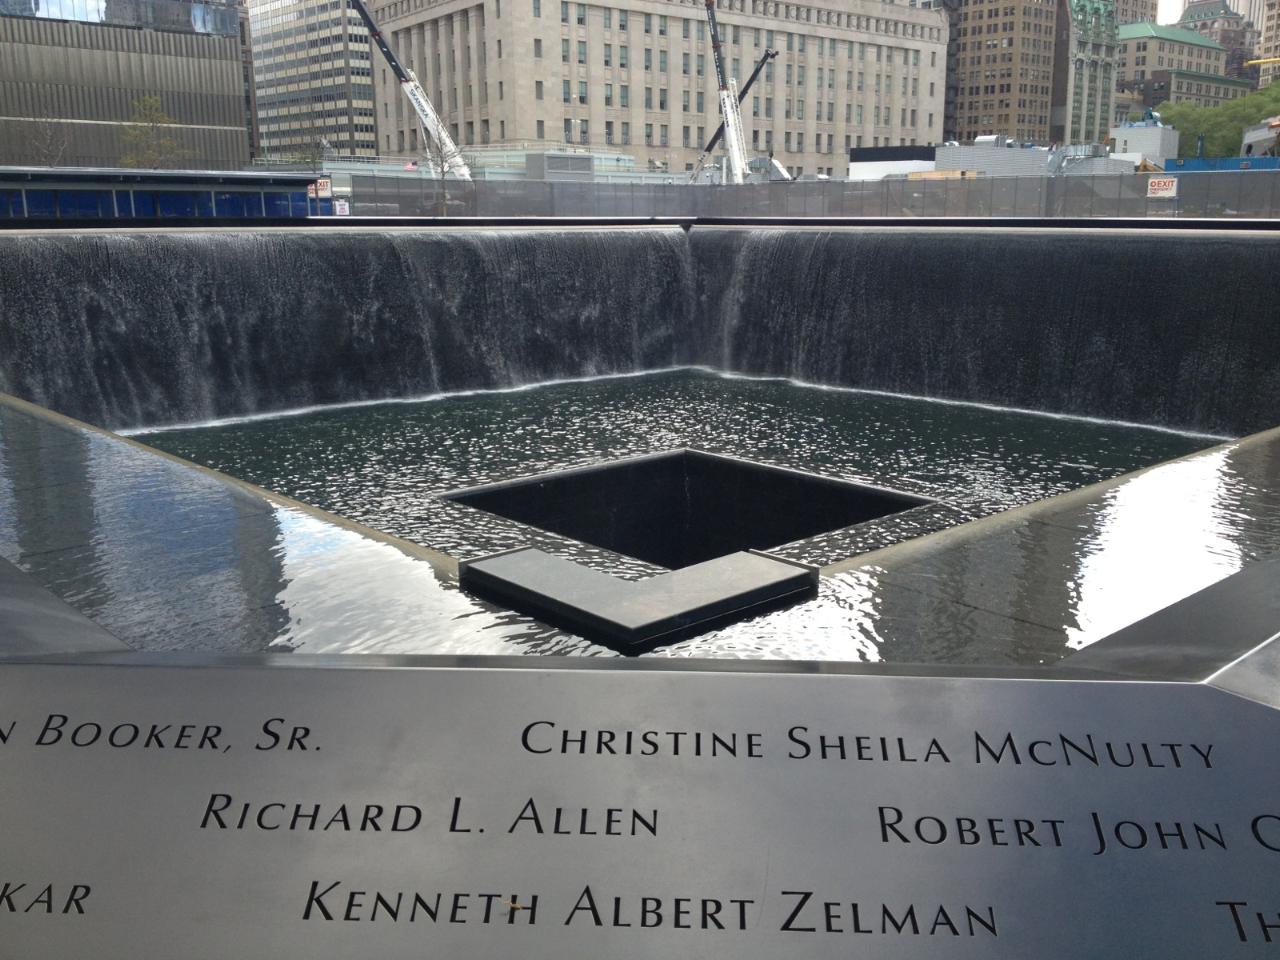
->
[346,170,1280,219]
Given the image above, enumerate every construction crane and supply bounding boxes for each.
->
[689,49,779,183]
[348,0,472,181]
[1244,56,1280,66]
[700,0,750,184]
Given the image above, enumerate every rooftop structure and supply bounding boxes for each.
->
[1108,117,1178,162]
[1178,0,1260,82]
[1112,83,1146,121]
[1117,19,1229,52]
[1203,0,1267,38]
[846,141,1134,178]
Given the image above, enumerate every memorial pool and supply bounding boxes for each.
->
[115,367,1221,659]
[138,369,1212,570]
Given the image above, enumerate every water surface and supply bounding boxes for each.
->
[140,369,1214,575]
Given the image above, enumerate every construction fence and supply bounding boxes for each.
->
[346,169,1280,219]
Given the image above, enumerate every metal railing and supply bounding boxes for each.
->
[342,169,1280,219]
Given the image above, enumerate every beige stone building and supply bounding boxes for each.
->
[1117,21,1252,104]
[248,0,378,158]
[1118,21,1226,83]
[947,0,1059,143]
[368,0,948,177]
[1111,82,1144,120]
[1114,0,1155,25]
[1179,0,1258,81]
[1261,0,1278,87]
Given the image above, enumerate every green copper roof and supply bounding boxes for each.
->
[1117,21,1226,49]
[1066,0,1117,25]
[1178,0,1240,23]
[1164,67,1254,85]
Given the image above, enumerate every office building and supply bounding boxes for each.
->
[1263,0,1279,86]
[238,0,263,157]
[248,0,378,158]
[947,0,1059,143]
[1191,0,1265,35]
[1179,0,1258,82]
[1050,0,1118,144]
[1117,21,1252,104]
[368,0,948,178]
[0,0,249,168]
[1114,0,1156,24]
[1112,83,1145,120]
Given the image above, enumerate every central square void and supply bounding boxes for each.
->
[443,449,931,570]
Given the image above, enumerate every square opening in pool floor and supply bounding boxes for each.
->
[443,449,931,569]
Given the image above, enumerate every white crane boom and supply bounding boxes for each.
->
[702,0,749,184]
[719,79,749,185]
[349,0,472,181]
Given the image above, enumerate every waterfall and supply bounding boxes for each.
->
[0,226,1276,435]
[0,229,693,430]
[689,228,1280,436]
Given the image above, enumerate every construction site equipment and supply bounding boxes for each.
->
[348,0,472,181]
[689,49,781,183]
[698,0,750,184]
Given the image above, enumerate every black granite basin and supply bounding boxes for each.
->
[444,448,931,570]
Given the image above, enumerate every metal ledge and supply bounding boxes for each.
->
[5,216,1280,231]
[460,547,819,654]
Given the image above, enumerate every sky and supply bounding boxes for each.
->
[1157,0,1182,23]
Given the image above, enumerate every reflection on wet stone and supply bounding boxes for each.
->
[5,370,1280,662]
[129,369,1262,662]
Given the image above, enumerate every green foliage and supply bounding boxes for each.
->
[1155,83,1280,158]
[120,96,188,169]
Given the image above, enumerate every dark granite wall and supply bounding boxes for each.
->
[686,228,1280,437]
[0,226,1276,435]
[0,229,691,430]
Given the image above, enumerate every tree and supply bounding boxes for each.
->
[1155,82,1280,158]
[120,96,189,169]
[282,117,335,171]
[291,134,328,172]
[30,119,70,166]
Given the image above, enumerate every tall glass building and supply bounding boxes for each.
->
[1,0,242,33]
[248,0,378,159]
[0,0,251,167]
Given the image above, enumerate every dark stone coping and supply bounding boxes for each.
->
[3,537,1277,703]
[0,557,127,655]
[3,216,1280,232]
[460,547,819,654]
[1064,554,1280,689]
